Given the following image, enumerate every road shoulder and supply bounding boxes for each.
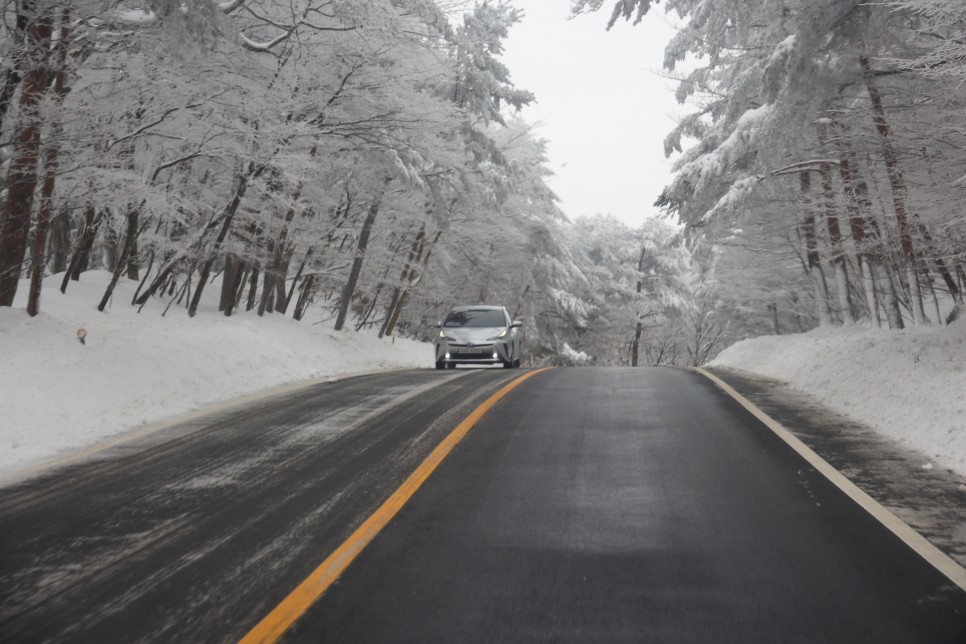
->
[706,366,966,569]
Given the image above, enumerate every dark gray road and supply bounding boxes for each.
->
[2,367,965,643]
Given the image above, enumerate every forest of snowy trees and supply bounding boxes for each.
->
[1,0,964,366]
[579,0,966,337]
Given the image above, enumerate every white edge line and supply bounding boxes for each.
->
[695,366,966,592]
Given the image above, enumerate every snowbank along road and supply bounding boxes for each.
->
[1,367,965,642]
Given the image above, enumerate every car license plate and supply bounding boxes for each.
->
[458,347,480,354]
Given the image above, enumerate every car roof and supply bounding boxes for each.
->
[447,305,505,311]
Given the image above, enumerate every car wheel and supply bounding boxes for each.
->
[435,361,445,370]
[502,360,513,369]
[446,362,457,369]
[513,359,521,368]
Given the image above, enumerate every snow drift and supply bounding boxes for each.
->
[0,271,432,478]
[711,320,966,477]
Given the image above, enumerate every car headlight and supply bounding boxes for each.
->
[487,329,508,341]
[439,330,446,339]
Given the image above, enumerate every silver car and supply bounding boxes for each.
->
[434,305,523,369]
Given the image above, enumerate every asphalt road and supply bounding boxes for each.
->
[2,367,965,643]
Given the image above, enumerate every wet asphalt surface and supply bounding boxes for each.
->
[709,367,966,569]
[2,366,966,642]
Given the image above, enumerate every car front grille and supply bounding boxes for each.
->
[447,343,497,359]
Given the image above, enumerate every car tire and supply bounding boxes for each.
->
[435,361,445,370]
[502,360,513,369]
[446,362,457,369]
[513,359,521,368]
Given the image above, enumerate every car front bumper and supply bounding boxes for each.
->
[435,341,511,364]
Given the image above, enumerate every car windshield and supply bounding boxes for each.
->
[444,309,506,328]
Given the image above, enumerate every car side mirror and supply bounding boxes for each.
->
[434,321,442,328]
[511,320,523,328]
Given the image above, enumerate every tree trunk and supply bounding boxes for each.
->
[125,209,140,281]
[0,3,31,134]
[49,208,69,274]
[382,227,427,338]
[384,228,442,338]
[860,48,926,324]
[60,205,100,293]
[187,166,257,317]
[631,243,647,367]
[818,161,854,324]
[912,221,961,303]
[225,262,249,317]
[25,9,71,316]
[830,122,880,326]
[220,253,241,313]
[356,282,385,331]
[293,274,315,322]
[97,212,143,312]
[246,263,259,311]
[0,7,52,307]
[334,198,380,331]
[27,129,59,316]
[132,250,154,305]
[767,303,781,335]
[257,261,276,316]
[281,248,312,315]
[257,239,276,317]
[800,172,833,326]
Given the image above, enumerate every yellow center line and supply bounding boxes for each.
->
[238,367,554,644]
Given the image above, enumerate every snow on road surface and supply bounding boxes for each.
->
[0,272,431,478]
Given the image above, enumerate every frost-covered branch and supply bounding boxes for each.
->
[105,102,205,151]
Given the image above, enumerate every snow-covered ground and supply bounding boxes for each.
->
[5,270,965,486]
[711,320,966,477]
[0,271,432,478]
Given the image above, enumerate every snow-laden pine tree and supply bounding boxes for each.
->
[578,0,966,337]
[563,214,692,366]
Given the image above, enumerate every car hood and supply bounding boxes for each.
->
[442,327,505,343]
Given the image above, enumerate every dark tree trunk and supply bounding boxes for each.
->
[133,254,177,307]
[381,227,426,338]
[0,2,32,134]
[335,198,380,331]
[228,265,250,316]
[913,221,960,303]
[0,6,52,307]
[258,262,276,316]
[188,167,257,318]
[27,128,58,316]
[220,253,240,313]
[98,213,143,312]
[818,160,855,323]
[630,243,647,367]
[60,205,100,293]
[768,303,781,335]
[356,282,384,331]
[281,248,312,315]
[247,263,259,311]
[132,250,154,305]
[125,209,140,281]
[800,171,833,326]
[25,8,70,316]
[49,208,69,273]
[293,274,315,322]
[860,48,926,323]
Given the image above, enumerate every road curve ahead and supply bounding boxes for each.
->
[2,367,965,643]
[281,367,966,643]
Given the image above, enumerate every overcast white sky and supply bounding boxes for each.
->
[500,2,681,227]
